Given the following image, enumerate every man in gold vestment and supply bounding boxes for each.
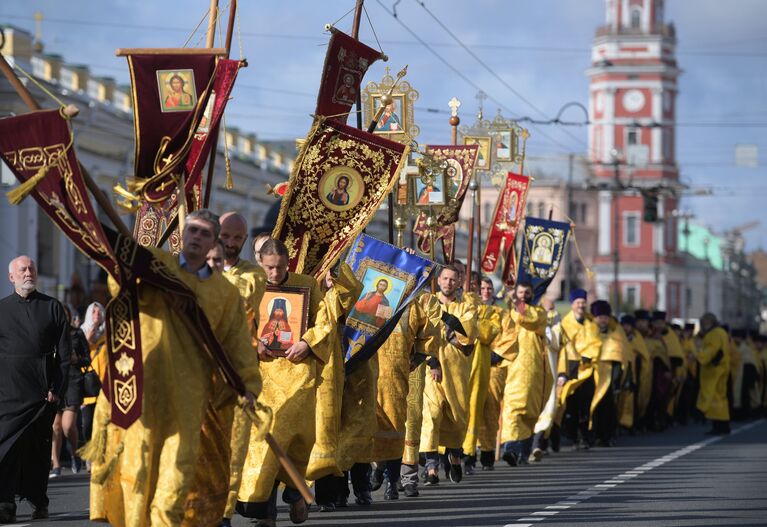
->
[498,282,550,466]
[216,212,266,527]
[620,314,653,431]
[370,294,440,499]
[651,311,687,422]
[88,210,262,527]
[643,311,672,431]
[305,265,362,512]
[588,300,629,447]
[677,322,701,424]
[696,313,731,435]
[530,298,563,461]
[477,279,509,471]
[420,265,478,485]
[236,239,325,527]
[461,276,503,474]
[558,289,600,448]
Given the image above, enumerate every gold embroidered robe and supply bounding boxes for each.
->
[304,265,362,480]
[696,327,730,421]
[557,312,602,417]
[222,260,266,518]
[89,248,262,527]
[533,311,562,437]
[372,294,440,462]
[629,331,653,422]
[420,295,478,451]
[591,321,630,429]
[237,273,324,504]
[497,304,551,443]
[462,302,503,456]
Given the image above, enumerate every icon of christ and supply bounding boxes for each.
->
[349,278,391,328]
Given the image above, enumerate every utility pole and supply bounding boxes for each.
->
[566,153,575,299]
[610,150,622,310]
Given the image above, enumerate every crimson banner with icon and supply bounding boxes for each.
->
[480,172,530,277]
[315,29,384,123]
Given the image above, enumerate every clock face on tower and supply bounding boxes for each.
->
[622,89,645,113]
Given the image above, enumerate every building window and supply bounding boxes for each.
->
[580,203,588,224]
[630,8,642,30]
[483,202,492,222]
[537,202,546,218]
[623,211,640,247]
[624,284,639,309]
[627,127,639,146]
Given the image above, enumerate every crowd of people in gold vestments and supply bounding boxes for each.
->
[3,208,766,527]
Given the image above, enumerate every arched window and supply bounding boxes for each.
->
[630,8,642,30]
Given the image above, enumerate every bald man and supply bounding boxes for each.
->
[219,212,269,526]
[1,256,71,522]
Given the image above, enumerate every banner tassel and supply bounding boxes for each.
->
[6,164,51,205]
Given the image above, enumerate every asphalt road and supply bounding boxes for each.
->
[6,419,767,526]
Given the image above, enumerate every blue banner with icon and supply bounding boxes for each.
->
[343,233,438,374]
[516,216,571,305]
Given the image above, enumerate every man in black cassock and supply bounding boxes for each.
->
[0,255,70,522]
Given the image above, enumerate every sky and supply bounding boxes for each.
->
[2,0,766,250]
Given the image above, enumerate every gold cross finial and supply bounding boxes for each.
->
[384,66,391,77]
[476,90,488,120]
[448,97,461,117]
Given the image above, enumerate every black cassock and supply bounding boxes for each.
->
[0,290,70,509]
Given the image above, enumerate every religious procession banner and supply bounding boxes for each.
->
[0,109,118,277]
[273,118,409,278]
[315,28,384,122]
[480,172,530,281]
[412,144,478,262]
[516,216,571,305]
[122,54,242,249]
[0,109,142,427]
[1,109,256,429]
[342,234,437,373]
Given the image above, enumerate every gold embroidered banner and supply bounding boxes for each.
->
[412,144,478,262]
[273,118,409,278]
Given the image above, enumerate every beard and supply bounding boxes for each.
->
[224,244,242,261]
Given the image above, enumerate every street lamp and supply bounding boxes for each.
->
[703,237,710,313]
[672,209,695,319]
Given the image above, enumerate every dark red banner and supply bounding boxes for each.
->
[131,58,242,249]
[315,29,384,123]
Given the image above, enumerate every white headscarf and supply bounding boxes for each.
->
[80,302,106,344]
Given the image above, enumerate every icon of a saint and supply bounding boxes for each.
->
[326,175,351,207]
[350,278,391,327]
[418,181,441,204]
[260,298,293,350]
[164,74,194,111]
[335,72,357,104]
[377,101,401,132]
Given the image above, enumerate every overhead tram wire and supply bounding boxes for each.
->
[412,0,588,150]
[372,0,576,152]
[4,14,767,58]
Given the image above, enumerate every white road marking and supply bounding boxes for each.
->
[501,419,764,526]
